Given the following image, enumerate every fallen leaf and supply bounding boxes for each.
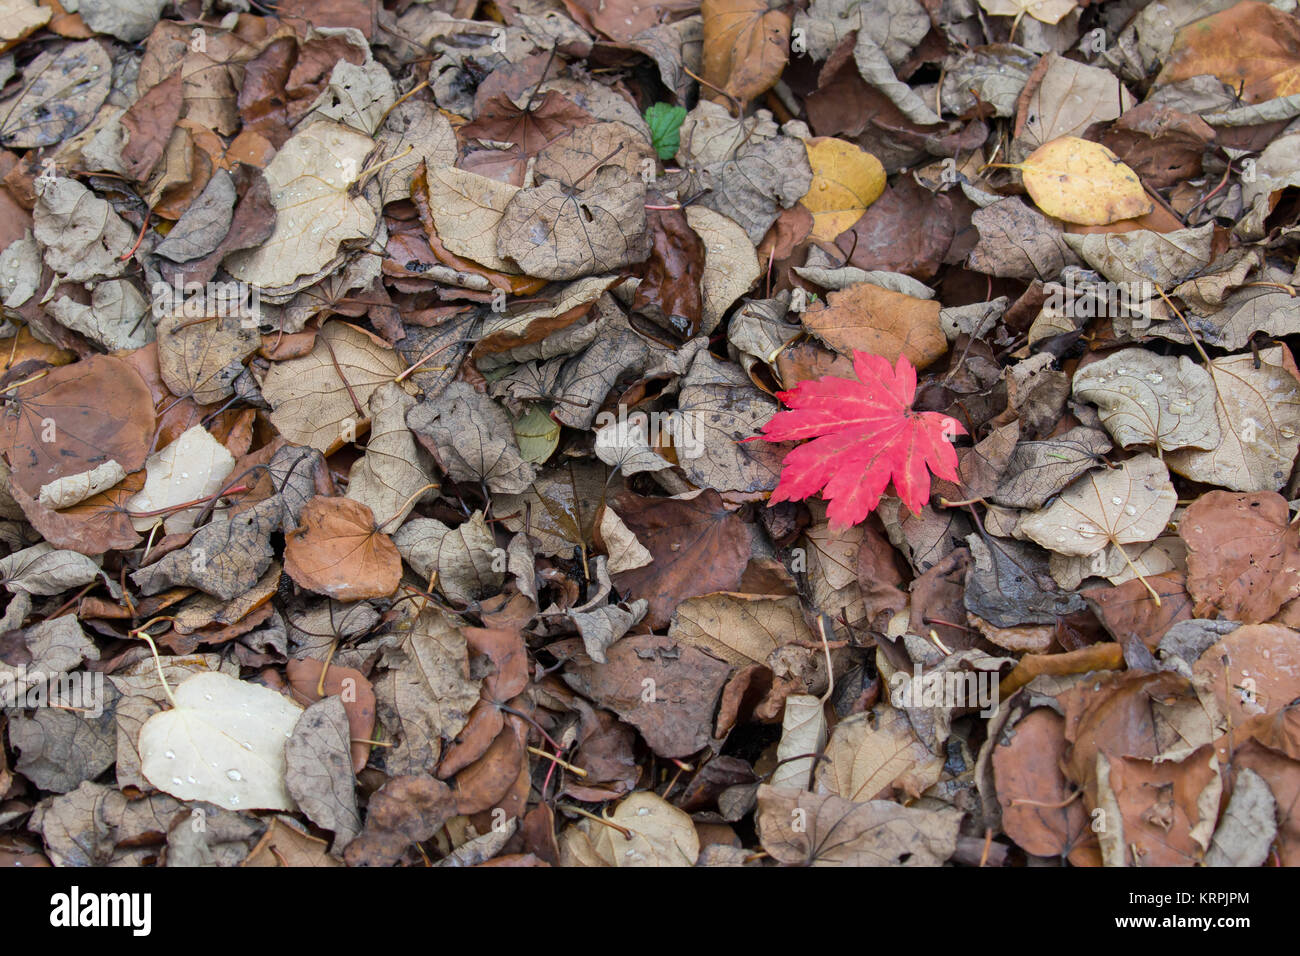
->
[609,489,754,629]
[138,671,304,812]
[497,166,651,280]
[0,354,155,498]
[1166,347,1300,493]
[285,696,362,850]
[284,496,401,602]
[802,282,948,370]
[1073,349,1220,452]
[561,791,699,866]
[816,705,943,803]
[1181,491,1300,624]
[0,40,111,148]
[701,0,790,106]
[1018,454,1176,558]
[1013,137,1153,227]
[225,121,379,291]
[760,351,965,528]
[800,137,886,242]
[756,785,962,865]
[261,322,409,452]
[1157,2,1300,104]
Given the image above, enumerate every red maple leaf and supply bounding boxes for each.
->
[759,351,965,529]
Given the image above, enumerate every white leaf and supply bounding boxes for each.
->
[138,672,303,811]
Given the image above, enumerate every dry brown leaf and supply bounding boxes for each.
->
[345,382,434,530]
[0,354,155,498]
[668,592,812,666]
[1073,349,1220,452]
[284,496,402,601]
[1181,491,1300,624]
[802,281,948,370]
[1166,347,1300,493]
[261,322,409,452]
[156,312,260,406]
[701,0,791,106]
[225,121,379,290]
[497,166,650,280]
[815,705,944,803]
[756,785,962,866]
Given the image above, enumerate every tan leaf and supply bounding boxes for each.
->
[756,785,962,865]
[684,205,760,334]
[668,592,811,667]
[978,0,1077,26]
[393,512,503,605]
[345,382,434,530]
[423,166,521,274]
[225,121,379,290]
[406,382,536,494]
[261,322,409,452]
[771,694,828,790]
[0,0,51,51]
[815,706,945,803]
[561,791,700,866]
[374,610,481,775]
[1073,348,1220,452]
[1018,453,1176,557]
[1166,347,1300,492]
[156,312,260,406]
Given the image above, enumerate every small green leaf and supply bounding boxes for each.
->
[644,103,687,161]
[513,404,560,464]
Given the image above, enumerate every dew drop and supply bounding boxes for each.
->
[226,769,243,781]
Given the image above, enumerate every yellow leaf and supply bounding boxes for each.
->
[1017,136,1152,227]
[800,138,886,241]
